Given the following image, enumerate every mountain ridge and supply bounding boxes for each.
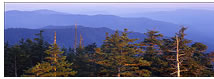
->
[5,10,179,36]
[5,25,146,48]
[5,9,214,52]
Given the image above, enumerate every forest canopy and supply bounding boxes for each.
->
[4,27,214,77]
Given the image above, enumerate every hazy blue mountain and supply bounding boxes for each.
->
[5,10,179,36]
[141,9,214,26]
[138,9,214,53]
[30,9,69,15]
[141,9,214,35]
[128,9,214,37]
[4,9,214,52]
[5,25,146,48]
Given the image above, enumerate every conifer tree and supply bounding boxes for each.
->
[23,32,77,77]
[31,30,50,66]
[5,40,34,77]
[175,27,204,77]
[71,47,94,76]
[65,43,99,77]
[161,27,208,77]
[95,29,151,77]
[161,27,190,77]
[33,30,49,61]
[139,30,168,76]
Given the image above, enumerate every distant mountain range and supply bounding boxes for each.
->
[141,9,214,36]
[140,9,214,53]
[5,25,146,48]
[4,9,214,52]
[5,9,179,36]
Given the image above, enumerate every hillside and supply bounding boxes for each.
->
[5,25,146,48]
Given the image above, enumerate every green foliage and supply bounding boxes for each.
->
[160,27,214,77]
[95,29,151,77]
[4,44,29,77]
[140,30,168,76]
[23,44,77,77]
[4,30,51,77]
[66,43,100,77]
[4,28,214,77]
[192,42,208,52]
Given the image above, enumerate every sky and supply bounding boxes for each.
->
[5,3,214,16]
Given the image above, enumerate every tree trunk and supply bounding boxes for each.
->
[176,35,180,77]
[117,48,122,77]
[14,55,17,77]
[54,54,57,77]
[54,32,57,77]
[117,67,120,77]
[74,24,77,53]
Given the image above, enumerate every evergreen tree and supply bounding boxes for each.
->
[95,29,151,77]
[139,30,167,76]
[32,30,50,63]
[66,43,100,77]
[5,39,33,77]
[176,27,205,77]
[5,26,214,77]
[161,27,192,77]
[4,31,51,77]
[23,32,77,77]
[161,27,211,77]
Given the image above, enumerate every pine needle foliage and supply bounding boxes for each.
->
[95,29,151,77]
[23,32,77,77]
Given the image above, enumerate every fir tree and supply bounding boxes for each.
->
[161,27,191,77]
[23,32,77,77]
[33,30,50,62]
[139,30,167,76]
[161,27,209,77]
[95,29,151,77]
[67,42,101,77]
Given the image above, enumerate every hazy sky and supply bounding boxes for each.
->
[5,3,214,16]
